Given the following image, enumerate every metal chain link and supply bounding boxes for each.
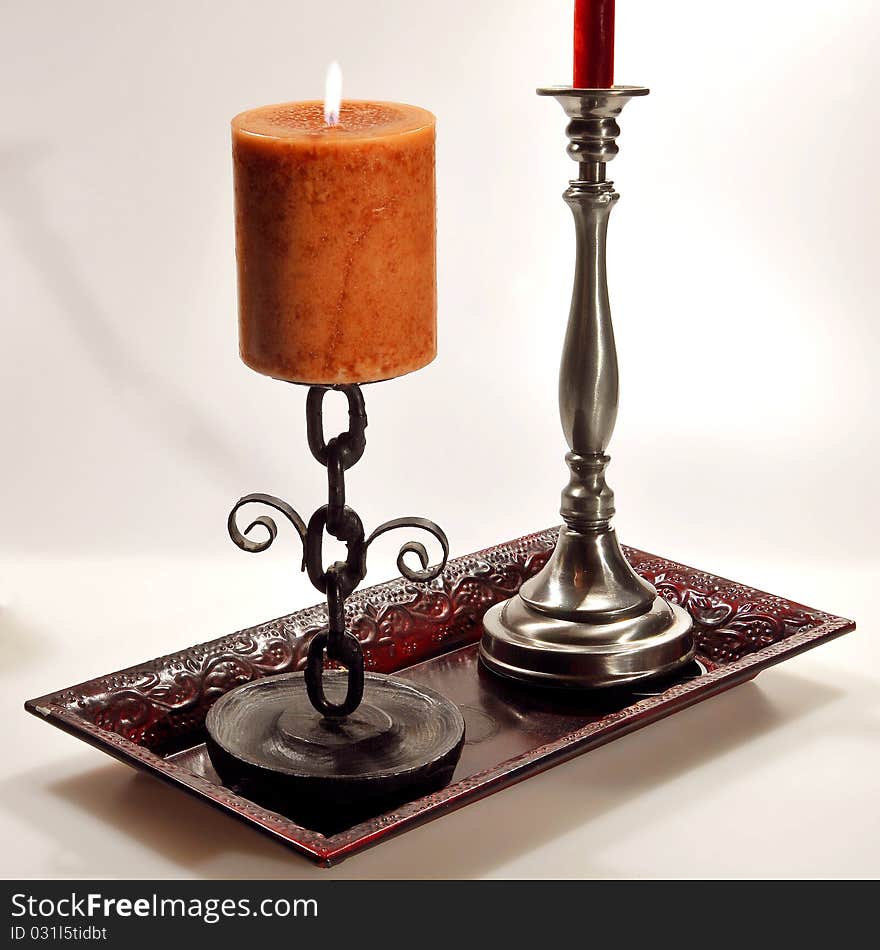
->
[302,385,369,718]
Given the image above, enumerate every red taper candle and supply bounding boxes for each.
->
[574,0,615,88]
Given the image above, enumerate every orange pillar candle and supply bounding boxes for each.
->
[232,98,437,384]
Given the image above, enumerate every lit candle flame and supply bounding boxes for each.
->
[324,61,342,127]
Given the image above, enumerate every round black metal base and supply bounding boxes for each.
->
[205,671,466,835]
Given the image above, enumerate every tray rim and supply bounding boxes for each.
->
[24,529,855,867]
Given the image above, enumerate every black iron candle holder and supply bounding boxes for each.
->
[205,383,465,833]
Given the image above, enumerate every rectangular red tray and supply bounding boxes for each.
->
[25,528,854,866]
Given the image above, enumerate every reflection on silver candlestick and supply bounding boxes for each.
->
[480,85,695,689]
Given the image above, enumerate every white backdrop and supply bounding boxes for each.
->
[1,1,878,879]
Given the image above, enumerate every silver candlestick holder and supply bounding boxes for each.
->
[480,85,695,689]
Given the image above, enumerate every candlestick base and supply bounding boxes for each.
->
[480,534,694,689]
[206,671,464,835]
[481,525,694,689]
[480,601,693,690]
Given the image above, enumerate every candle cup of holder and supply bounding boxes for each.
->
[206,383,464,835]
[479,86,695,690]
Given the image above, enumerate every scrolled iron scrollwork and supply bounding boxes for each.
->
[227,384,449,719]
[227,492,307,564]
[366,516,449,583]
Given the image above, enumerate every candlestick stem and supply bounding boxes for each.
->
[227,384,449,716]
[479,86,694,689]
